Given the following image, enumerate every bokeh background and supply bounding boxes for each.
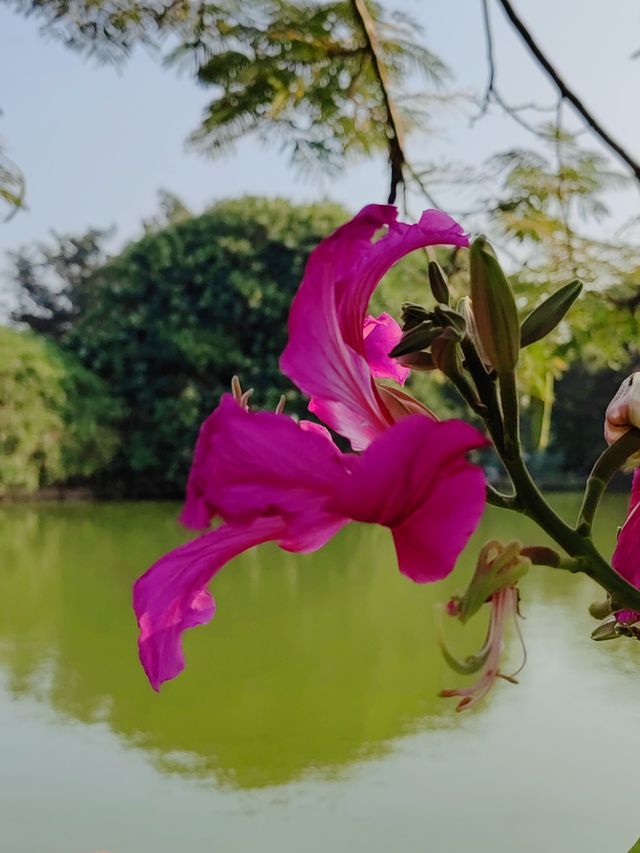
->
[2,0,640,498]
[2,5,640,852]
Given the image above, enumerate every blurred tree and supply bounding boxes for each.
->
[6,0,449,202]
[0,139,24,218]
[548,361,639,478]
[10,228,111,338]
[8,195,458,495]
[0,327,120,495]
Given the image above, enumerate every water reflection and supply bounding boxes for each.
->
[0,496,634,791]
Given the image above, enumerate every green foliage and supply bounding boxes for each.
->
[9,0,447,175]
[548,361,638,478]
[183,1,447,172]
[0,328,119,495]
[59,197,354,495]
[0,141,24,218]
[10,228,110,338]
[8,195,456,496]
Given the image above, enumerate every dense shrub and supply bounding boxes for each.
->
[10,196,450,497]
[0,328,119,495]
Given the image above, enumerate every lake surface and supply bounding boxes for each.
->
[1,496,640,852]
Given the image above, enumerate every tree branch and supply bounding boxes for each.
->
[495,0,640,185]
[350,0,407,204]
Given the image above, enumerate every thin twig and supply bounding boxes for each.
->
[496,0,640,185]
[474,0,554,137]
[349,0,408,204]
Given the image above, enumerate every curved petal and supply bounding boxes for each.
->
[612,469,640,586]
[134,517,287,691]
[330,415,487,582]
[280,205,469,449]
[181,394,350,551]
[179,408,222,530]
[375,383,437,422]
[363,313,410,385]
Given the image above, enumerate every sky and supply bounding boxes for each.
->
[1,0,640,306]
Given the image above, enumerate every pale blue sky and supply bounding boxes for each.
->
[1,0,639,301]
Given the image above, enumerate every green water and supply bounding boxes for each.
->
[1,497,639,852]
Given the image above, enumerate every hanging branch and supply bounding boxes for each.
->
[350,0,407,204]
[495,0,640,185]
[476,0,555,136]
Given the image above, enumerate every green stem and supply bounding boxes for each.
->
[486,485,521,512]
[493,371,640,612]
[576,428,640,535]
[461,339,504,452]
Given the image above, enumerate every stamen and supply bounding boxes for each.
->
[275,395,286,415]
[231,375,242,400]
[240,388,254,409]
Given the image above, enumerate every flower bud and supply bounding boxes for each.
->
[431,327,462,377]
[401,302,430,331]
[605,373,640,445]
[396,351,435,371]
[469,236,520,375]
[433,304,466,335]
[389,321,442,358]
[459,296,492,371]
[591,619,622,641]
[520,279,582,348]
[428,261,450,306]
[589,597,614,620]
[457,540,530,623]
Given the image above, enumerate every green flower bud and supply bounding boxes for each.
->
[389,321,442,358]
[428,261,450,306]
[589,597,614,620]
[396,351,435,371]
[457,540,530,623]
[401,302,430,331]
[433,304,466,335]
[591,619,622,641]
[469,236,520,375]
[520,279,583,348]
[431,327,462,377]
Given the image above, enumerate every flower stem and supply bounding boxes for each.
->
[576,428,640,535]
[488,370,640,612]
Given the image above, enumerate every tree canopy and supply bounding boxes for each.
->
[0,327,119,495]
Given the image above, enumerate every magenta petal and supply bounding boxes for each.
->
[330,415,487,582]
[134,517,287,691]
[182,394,351,551]
[363,313,410,385]
[612,469,640,587]
[280,205,469,449]
[179,408,221,530]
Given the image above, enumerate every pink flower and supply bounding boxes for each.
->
[362,313,410,386]
[605,377,640,624]
[134,395,487,690]
[280,205,469,450]
[612,469,640,592]
[604,373,640,444]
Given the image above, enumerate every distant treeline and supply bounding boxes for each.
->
[1,196,635,499]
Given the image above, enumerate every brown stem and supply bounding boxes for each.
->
[350,0,407,203]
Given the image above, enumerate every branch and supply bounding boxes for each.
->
[350,0,407,204]
[475,0,555,136]
[576,428,640,535]
[495,0,640,185]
